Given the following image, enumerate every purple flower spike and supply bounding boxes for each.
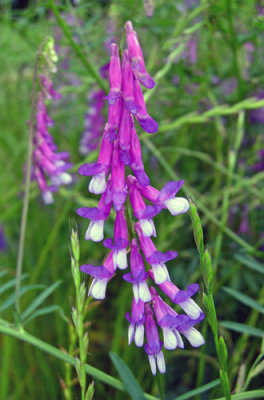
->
[129,121,150,186]
[104,207,129,270]
[77,188,112,242]
[125,21,156,89]
[40,74,62,100]
[152,274,203,320]
[108,43,122,105]
[144,303,166,375]
[123,238,151,303]
[112,145,128,211]
[128,176,157,237]
[133,80,158,133]
[80,252,115,300]
[126,298,145,347]
[135,222,156,257]
[119,106,132,165]
[122,49,137,113]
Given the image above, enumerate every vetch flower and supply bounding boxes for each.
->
[77,21,204,375]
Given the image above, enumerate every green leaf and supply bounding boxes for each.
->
[109,352,146,400]
[0,284,45,313]
[23,305,68,325]
[0,274,27,295]
[172,379,221,400]
[214,389,264,400]
[234,254,264,275]
[221,321,264,338]
[223,287,264,315]
[21,280,62,320]
[217,336,228,370]
[0,270,8,280]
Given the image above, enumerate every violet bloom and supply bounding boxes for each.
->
[123,238,151,303]
[79,124,113,195]
[136,222,176,284]
[150,271,203,320]
[144,303,166,375]
[33,92,72,204]
[80,251,115,300]
[126,298,145,346]
[250,89,264,124]
[125,21,156,89]
[104,207,129,270]
[127,175,160,237]
[128,121,150,186]
[138,180,189,216]
[76,185,112,242]
[150,287,205,349]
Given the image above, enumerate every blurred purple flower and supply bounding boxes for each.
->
[0,225,7,252]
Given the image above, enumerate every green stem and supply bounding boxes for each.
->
[15,38,49,315]
[49,0,107,92]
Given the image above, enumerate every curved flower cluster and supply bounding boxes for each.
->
[77,21,204,374]
[32,74,72,204]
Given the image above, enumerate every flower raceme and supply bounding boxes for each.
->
[32,54,72,204]
[77,21,204,374]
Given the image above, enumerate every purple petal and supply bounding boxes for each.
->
[173,283,199,303]
[157,180,184,202]
[103,238,114,249]
[136,205,162,219]
[80,264,113,279]
[133,169,150,187]
[78,163,108,176]
[123,270,148,283]
[158,313,189,328]
[76,207,106,220]
[138,73,156,89]
[137,116,158,134]
[147,250,178,265]
[144,340,163,356]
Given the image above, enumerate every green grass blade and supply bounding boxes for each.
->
[223,287,264,315]
[0,284,45,312]
[214,389,264,400]
[234,254,264,275]
[172,379,221,400]
[0,274,27,295]
[0,270,8,280]
[221,321,264,337]
[23,305,68,325]
[109,352,146,400]
[21,280,62,320]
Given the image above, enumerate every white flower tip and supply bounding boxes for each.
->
[89,278,107,300]
[43,191,53,204]
[157,351,166,374]
[135,324,144,347]
[183,327,205,348]
[163,327,177,350]
[116,249,128,270]
[164,197,189,216]
[89,173,106,194]
[181,298,202,320]
[140,219,156,237]
[148,355,157,375]
[139,281,151,303]
[85,220,104,242]
[152,264,168,284]
[60,172,72,184]
[128,324,135,345]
